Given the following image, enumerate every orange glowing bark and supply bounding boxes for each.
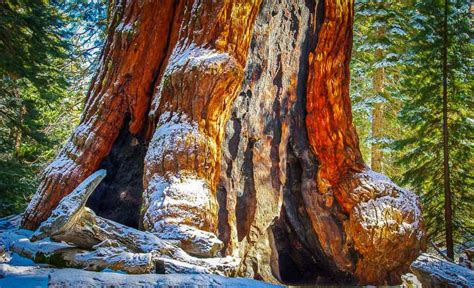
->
[306,0,364,209]
[21,1,183,230]
[141,0,262,257]
[20,1,424,285]
[305,0,424,284]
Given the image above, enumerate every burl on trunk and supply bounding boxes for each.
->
[21,0,424,285]
[305,0,423,283]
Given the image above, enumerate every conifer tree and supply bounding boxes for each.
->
[350,0,409,176]
[0,0,107,216]
[395,0,473,251]
[0,0,68,214]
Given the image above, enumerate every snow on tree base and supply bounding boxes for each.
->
[0,213,278,287]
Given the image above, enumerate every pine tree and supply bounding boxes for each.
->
[0,0,107,216]
[395,0,473,251]
[350,0,410,176]
[0,0,68,214]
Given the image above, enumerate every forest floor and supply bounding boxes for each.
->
[0,259,279,287]
[0,215,279,288]
[1,214,472,287]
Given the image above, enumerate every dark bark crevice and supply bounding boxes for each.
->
[87,2,184,229]
[216,184,230,254]
[266,0,332,283]
[236,138,257,242]
[87,114,146,228]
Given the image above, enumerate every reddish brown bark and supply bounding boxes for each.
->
[306,0,364,208]
[20,0,424,285]
[303,0,361,276]
[305,0,424,284]
[141,0,262,257]
[21,0,183,230]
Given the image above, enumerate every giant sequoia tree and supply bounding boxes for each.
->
[20,0,424,285]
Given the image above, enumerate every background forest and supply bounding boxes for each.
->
[0,0,472,257]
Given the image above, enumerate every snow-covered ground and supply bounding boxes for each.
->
[0,254,280,288]
[0,215,280,287]
[410,253,474,287]
[2,214,472,287]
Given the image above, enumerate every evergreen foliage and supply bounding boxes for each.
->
[395,0,473,245]
[350,0,409,176]
[0,0,107,216]
[352,0,473,247]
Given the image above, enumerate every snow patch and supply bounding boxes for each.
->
[142,173,217,243]
[0,263,280,288]
[0,264,50,288]
[411,253,474,287]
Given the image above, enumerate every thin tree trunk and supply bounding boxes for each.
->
[12,84,23,160]
[442,0,454,260]
[371,27,384,172]
[14,107,23,159]
[371,101,383,172]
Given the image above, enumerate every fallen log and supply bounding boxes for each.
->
[10,171,238,275]
[410,253,474,287]
[3,229,154,274]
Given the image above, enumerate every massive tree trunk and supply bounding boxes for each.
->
[22,0,184,229]
[304,1,424,283]
[21,0,425,285]
[141,0,262,258]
